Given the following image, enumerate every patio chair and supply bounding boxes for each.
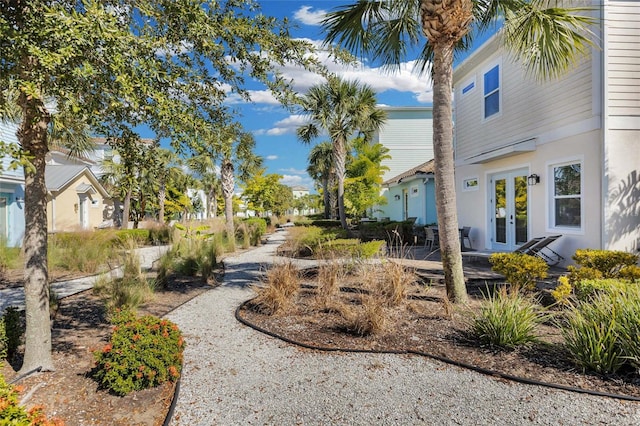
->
[523,235,565,265]
[513,237,545,254]
[424,227,439,252]
[461,226,473,251]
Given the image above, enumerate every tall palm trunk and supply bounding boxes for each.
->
[221,159,235,237]
[18,93,55,373]
[321,176,330,219]
[421,0,472,303]
[333,137,348,229]
[328,173,338,220]
[432,44,467,303]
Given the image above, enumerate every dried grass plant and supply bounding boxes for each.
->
[251,262,301,315]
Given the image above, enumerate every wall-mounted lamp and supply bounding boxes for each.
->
[74,203,79,213]
[527,174,540,186]
[15,197,23,203]
[394,194,401,200]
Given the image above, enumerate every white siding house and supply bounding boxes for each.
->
[0,121,26,247]
[453,1,639,263]
[373,107,435,223]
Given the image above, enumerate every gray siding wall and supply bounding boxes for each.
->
[606,1,640,118]
[378,108,434,180]
[454,41,594,162]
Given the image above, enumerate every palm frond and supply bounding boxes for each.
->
[502,1,596,81]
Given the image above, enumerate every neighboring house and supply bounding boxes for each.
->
[45,165,114,232]
[371,107,435,222]
[452,1,639,263]
[0,121,25,247]
[382,160,437,225]
[291,185,309,199]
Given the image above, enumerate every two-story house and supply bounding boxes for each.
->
[0,121,26,247]
[373,106,436,224]
[452,1,639,263]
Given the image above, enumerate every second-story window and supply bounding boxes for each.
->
[483,64,500,118]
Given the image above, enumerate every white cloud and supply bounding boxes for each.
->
[279,167,307,175]
[280,174,316,189]
[266,155,278,160]
[293,6,327,26]
[259,114,309,136]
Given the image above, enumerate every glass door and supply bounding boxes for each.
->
[490,170,528,251]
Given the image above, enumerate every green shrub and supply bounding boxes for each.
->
[93,310,184,396]
[573,278,631,301]
[0,307,22,362]
[242,217,267,246]
[310,219,342,228]
[471,287,545,349]
[0,372,61,425]
[561,290,626,374]
[615,286,640,372]
[115,229,150,246]
[566,265,603,287]
[572,249,639,278]
[489,252,548,292]
[148,226,172,245]
[49,231,117,273]
[619,264,640,281]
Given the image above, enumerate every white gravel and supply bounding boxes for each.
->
[167,233,640,426]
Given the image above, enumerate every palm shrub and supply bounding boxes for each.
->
[471,287,545,349]
[561,289,626,375]
[93,310,184,396]
[489,252,548,292]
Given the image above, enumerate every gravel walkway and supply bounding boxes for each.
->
[167,233,640,425]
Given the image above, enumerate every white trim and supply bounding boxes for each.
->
[536,116,601,145]
[608,116,640,130]
[545,156,585,235]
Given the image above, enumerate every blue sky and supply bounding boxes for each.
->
[176,2,496,191]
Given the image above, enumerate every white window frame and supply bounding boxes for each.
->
[482,59,502,121]
[547,158,584,234]
[461,76,476,97]
[462,176,479,192]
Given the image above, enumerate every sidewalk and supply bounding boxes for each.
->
[166,233,640,425]
[0,245,170,313]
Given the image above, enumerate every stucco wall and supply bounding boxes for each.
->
[48,175,112,232]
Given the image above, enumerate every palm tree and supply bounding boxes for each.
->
[307,141,335,219]
[297,76,387,229]
[322,0,594,303]
[188,154,222,220]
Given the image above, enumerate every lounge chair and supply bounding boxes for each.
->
[519,235,565,265]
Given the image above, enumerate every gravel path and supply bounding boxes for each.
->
[167,233,640,425]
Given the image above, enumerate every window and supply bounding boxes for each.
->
[552,162,581,228]
[461,77,475,96]
[483,64,500,118]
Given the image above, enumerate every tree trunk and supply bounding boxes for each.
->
[328,173,338,220]
[158,179,166,223]
[221,159,235,237]
[333,138,348,229]
[321,176,330,219]
[122,187,132,230]
[432,44,467,304]
[18,95,55,373]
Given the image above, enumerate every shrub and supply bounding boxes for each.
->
[561,290,626,374]
[48,231,117,273]
[114,229,150,246]
[0,307,22,362]
[147,226,172,245]
[615,286,640,372]
[309,219,342,228]
[0,238,20,280]
[471,287,545,349]
[573,278,631,301]
[550,276,573,306]
[489,252,548,292]
[572,249,639,278]
[242,217,267,246]
[93,310,184,396]
[566,265,603,287]
[250,262,300,315]
[619,264,640,281]
[0,372,62,425]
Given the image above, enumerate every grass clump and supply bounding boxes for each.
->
[342,295,387,336]
[471,287,545,349]
[250,262,301,315]
[376,261,415,307]
[49,230,118,274]
[93,310,184,396]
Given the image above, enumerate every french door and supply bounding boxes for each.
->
[490,169,529,251]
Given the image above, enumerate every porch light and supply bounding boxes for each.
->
[527,174,540,186]
[394,194,401,200]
